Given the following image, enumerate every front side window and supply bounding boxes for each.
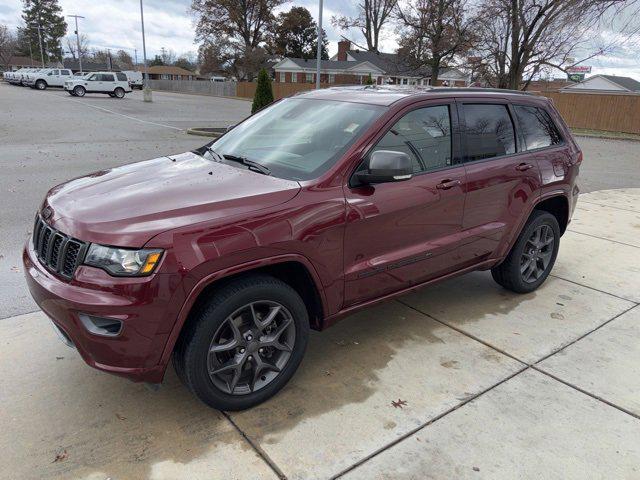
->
[514,105,562,150]
[61,70,70,76]
[463,104,516,161]
[366,105,452,174]
[207,98,384,181]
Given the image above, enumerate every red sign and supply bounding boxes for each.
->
[566,65,592,74]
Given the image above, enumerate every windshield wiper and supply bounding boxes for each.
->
[222,154,271,176]
[202,147,271,176]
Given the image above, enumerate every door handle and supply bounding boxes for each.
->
[436,179,461,190]
[516,163,534,171]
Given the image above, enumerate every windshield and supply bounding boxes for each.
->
[205,98,385,181]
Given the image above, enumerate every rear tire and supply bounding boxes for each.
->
[114,87,125,98]
[73,85,85,97]
[491,210,560,293]
[174,274,309,411]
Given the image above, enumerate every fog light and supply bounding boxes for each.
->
[79,314,123,337]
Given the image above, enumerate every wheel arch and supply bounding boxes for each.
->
[158,255,327,370]
[533,194,570,234]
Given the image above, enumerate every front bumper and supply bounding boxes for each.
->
[23,241,185,383]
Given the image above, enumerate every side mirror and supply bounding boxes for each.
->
[226,124,235,132]
[355,150,413,185]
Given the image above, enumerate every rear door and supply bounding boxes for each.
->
[343,100,467,307]
[457,99,542,265]
[55,69,71,87]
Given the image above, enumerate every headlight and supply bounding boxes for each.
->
[84,244,163,276]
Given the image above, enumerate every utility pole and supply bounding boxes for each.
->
[107,48,112,71]
[315,0,323,89]
[134,48,138,66]
[30,23,45,67]
[139,0,151,101]
[67,15,85,73]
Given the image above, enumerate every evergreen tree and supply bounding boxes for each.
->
[365,73,374,85]
[251,68,274,114]
[19,0,66,63]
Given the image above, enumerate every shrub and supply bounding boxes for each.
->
[252,68,274,114]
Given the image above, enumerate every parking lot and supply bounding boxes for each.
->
[1,82,640,479]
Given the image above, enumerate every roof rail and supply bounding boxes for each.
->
[428,87,535,95]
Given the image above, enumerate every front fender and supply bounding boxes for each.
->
[155,253,327,373]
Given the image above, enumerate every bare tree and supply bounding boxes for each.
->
[332,0,398,52]
[474,0,640,90]
[191,0,284,80]
[396,0,474,84]
[116,49,133,68]
[64,33,88,60]
[0,24,19,68]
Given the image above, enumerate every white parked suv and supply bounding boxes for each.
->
[64,71,132,98]
[26,68,73,90]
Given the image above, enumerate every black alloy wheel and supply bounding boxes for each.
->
[207,300,296,395]
[520,224,555,283]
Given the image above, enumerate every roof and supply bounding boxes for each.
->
[598,75,640,92]
[136,65,195,75]
[346,50,430,77]
[294,85,537,106]
[63,59,120,71]
[562,74,640,92]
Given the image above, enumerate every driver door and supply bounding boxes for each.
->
[343,101,467,307]
[86,74,102,92]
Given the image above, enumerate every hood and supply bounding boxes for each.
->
[44,151,300,247]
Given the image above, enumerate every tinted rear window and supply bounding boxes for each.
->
[100,74,115,82]
[514,105,562,150]
[463,104,515,161]
[116,72,127,81]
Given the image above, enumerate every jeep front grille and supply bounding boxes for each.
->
[33,215,88,279]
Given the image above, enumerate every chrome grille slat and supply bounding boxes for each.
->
[32,215,87,280]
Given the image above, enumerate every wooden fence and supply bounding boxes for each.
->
[538,91,640,134]
[152,80,640,135]
[237,82,330,101]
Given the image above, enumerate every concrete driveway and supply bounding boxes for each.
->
[1,188,639,480]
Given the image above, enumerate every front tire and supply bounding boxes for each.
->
[35,80,47,90]
[73,85,85,97]
[491,210,560,293]
[174,275,309,411]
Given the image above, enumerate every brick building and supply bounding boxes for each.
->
[272,40,469,87]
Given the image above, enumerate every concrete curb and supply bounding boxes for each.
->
[186,127,226,137]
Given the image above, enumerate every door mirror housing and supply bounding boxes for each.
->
[355,150,413,185]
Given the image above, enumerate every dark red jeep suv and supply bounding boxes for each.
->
[24,86,581,410]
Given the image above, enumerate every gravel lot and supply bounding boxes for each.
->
[0,82,638,319]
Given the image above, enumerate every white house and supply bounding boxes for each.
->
[561,74,640,93]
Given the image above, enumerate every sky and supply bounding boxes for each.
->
[1,0,639,80]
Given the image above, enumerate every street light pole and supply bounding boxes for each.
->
[139,0,152,102]
[315,0,323,89]
[68,15,85,73]
[30,23,45,68]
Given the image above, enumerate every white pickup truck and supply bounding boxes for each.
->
[26,68,73,90]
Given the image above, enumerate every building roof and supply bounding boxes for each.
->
[135,65,194,75]
[562,74,640,92]
[278,49,467,80]
[598,75,640,92]
[346,50,430,77]
[62,59,120,72]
